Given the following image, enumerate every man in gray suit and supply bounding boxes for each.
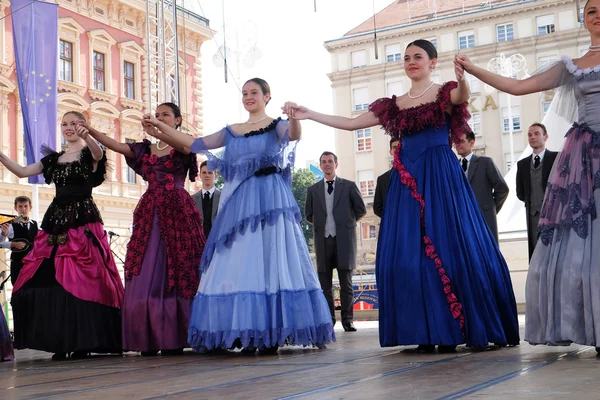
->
[455,130,509,243]
[516,122,558,260]
[305,151,366,332]
[191,161,220,238]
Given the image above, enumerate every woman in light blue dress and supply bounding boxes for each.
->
[141,78,335,354]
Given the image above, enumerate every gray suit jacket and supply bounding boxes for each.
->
[305,177,367,272]
[191,189,221,224]
[466,154,509,242]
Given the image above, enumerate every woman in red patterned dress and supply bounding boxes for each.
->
[84,103,205,356]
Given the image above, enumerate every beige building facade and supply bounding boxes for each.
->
[325,0,586,300]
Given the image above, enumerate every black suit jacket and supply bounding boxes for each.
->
[466,154,509,242]
[305,177,367,272]
[373,169,392,218]
[516,150,558,257]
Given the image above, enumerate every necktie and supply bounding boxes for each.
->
[202,191,210,206]
[326,180,334,195]
[461,158,468,172]
[534,155,540,169]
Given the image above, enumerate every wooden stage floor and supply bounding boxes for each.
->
[1,320,599,400]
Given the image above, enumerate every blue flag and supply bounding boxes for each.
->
[11,0,58,184]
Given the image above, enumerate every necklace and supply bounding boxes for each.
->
[64,148,83,154]
[156,140,169,151]
[247,115,269,124]
[407,81,435,99]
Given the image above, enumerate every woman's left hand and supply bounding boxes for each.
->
[454,61,465,82]
[75,124,90,140]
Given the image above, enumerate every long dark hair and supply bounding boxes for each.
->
[244,78,271,105]
[157,102,182,129]
[406,39,438,60]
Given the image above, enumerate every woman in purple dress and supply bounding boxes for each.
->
[85,103,205,356]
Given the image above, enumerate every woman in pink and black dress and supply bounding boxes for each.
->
[85,102,205,356]
[0,111,124,360]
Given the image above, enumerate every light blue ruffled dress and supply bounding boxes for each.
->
[188,118,335,350]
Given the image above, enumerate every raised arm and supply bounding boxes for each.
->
[82,122,135,159]
[75,124,104,162]
[450,61,470,105]
[288,115,302,141]
[282,103,380,131]
[0,152,42,178]
[142,122,190,154]
[143,114,226,152]
[455,54,564,95]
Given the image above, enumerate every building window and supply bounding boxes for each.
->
[538,56,556,68]
[542,101,552,119]
[93,51,106,91]
[537,15,555,35]
[358,170,375,197]
[427,38,437,49]
[386,81,403,97]
[125,139,137,184]
[580,10,585,28]
[351,50,367,68]
[124,61,135,100]
[469,112,482,137]
[59,40,73,82]
[505,153,515,173]
[502,107,521,132]
[496,23,514,42]
[465,72,480,93]
[356,128,372,152]
[458,30,475,49]
[385,44,401,63]
[361,223,377,240]
[353,87,369,111]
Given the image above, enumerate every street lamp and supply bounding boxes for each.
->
[487,53,527,169]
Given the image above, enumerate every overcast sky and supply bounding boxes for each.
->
[185,0,391,167]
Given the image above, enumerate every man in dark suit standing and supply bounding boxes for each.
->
[516,122,558,260]
[0,196,38,285]
[191,161,221,238]
[455,130,509,243]
[374,138,400,218]
[306,151,366,332]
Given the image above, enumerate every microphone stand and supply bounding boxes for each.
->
[108,233,125,265]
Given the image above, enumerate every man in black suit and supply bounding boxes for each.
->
[306,151,366,332]
[516,122,558,260]
[455,130,509,243]
[0,196,38,285]
[191,161,221,238]
[374,138,400,219]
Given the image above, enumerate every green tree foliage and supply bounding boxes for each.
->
[291,167,317,249]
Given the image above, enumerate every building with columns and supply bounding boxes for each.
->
[0,0,211,305]
[324,0,586,304]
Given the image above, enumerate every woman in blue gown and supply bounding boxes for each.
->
[141,78,335,353]
[285,40,520,351]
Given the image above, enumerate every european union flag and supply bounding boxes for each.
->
[11,0,58,184]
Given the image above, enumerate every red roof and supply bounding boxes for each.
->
[345,0,524,36]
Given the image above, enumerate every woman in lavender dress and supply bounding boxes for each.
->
[456,0,600,352]
[85,103,205,356]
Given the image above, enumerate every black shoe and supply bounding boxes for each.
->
[415,345,435,353]
[438,345,457,353]
[70,350,90,359]
[52,352,67,361]
[161,348,184,356]
[258,345,279,355]
[141,350,159,357]
[342,322,357,332]
[596,347,600,354]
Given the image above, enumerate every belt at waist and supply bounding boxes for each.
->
[254,166,282,177]
[55,185,93,198]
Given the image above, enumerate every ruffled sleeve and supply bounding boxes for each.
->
[276,118,289,142]
[40,151,60,185]
[81,146,108,187]
[438,81,471,145]
[369,97,399,138]
[125,139,151,176]
[190,128,227,153]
